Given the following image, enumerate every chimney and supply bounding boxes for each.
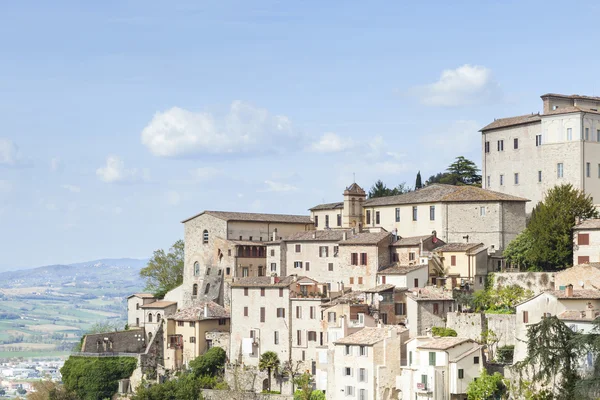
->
[270,275,276,284]
[272,230,278,241]
[204,303,209,318]
[565,284,574,298]
[342,231,348,241]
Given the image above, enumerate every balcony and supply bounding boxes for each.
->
[167,335,183,350]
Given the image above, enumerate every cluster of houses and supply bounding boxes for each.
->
[80,93,600,399]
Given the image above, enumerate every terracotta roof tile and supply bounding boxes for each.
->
[339,231,392,245]
[407,287,454,301]
[480,113,542,132]
[573,219,600,230]
[364,284,395,293]
[231,275,300,288]
[128,293,155,299]
[417,337,473,350]
[378,264,428,275]
[282,230,351,242]
[309,202,344,211]
[140,300,177,309]
[557,310,600,321]
[392,235,434,246]
[169,302,230,321]
[435,243,485,253]
[548,289,600,300]
[334,326,407,346]
[182,210,313,224]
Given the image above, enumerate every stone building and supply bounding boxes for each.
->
[310,183,527,252]
[554,262,600,290]
[401,336,483,400]
[140,300,177,342]
[406,287,455,337]
[390,234,446,265]
[229,275,329,375]
[329,326,409,400]
[179,210,314,308]
[514,286,600,363]
[430,243,489,291]
[573,219,600,265]
[164,301,230,370]
[127,293,156,328]
[481,93,600,213]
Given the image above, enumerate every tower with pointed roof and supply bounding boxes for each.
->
[342,183,366,229]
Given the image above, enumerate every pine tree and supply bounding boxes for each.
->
[415,171,423,189]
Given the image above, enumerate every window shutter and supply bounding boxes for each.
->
[578,233,590,246]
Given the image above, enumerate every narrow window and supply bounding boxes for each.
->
[485,141,490,153]
[458,369,464,379]
[597,129,600,142]
[451,255,456,266]
[567,128,572,141]
[345,345,351,355]
[414,278,419,287]
[523,310,529,323]
[358,277,363,285]
[500,174,504,186]
[274,331,279,344]
[536,134,542,146]
[366,210,371,225]
[244,287,248,296]
[497,140,504,151]
[557,163,564,178]
[192,284,198,296]
[433,303,439,314]
[375,211,380,225]
[295,244,301,253]
[305,261,310,271]
[474,356,480,364]
[202,230,209,244]
[360,253,367,265]
[271,263,277,272]
[204,283,210,294]
[514,138,518,149]
[350,277,354,285]
[429,352,436,366]
[270,249,275,256]
[328,262,333,271]
[480,206,486,216]
[514,173,519,184]
[314,216,318,227]
[297,330,302,345]
[325,215,329,228]
[586,127,590,141]
[395,208,400,222]
[486,175,490,187]
[430,206,435,221]
[412,206,417,221]
[409,252,415,261]
[296,306,302,318]
[538,170,542,183]
[194,262,200,276]
[337,214,342,226]
[260,307,265,323]
[244,307,248,317]
[261,288,265,296]
[587,162,591,178]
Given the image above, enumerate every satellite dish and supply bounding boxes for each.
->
[377,295,384,301]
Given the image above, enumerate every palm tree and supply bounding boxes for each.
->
[259,351,281,392]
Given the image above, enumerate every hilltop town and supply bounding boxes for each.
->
[53,93,600,399]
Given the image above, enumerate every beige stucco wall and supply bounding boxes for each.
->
[573,229,600,265]
[363,203,444,240]
[127,297,155,328]
[227,221,313,242]
[310,209,343,230]
[284,240,340,288]
[377,266,428,288]
[337,242,390,291]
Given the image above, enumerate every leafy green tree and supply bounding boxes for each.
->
[61,356,138,400]
[415,171,423,189]
[466,369,507,400]
[132,374,205,400]
[431,327,457,337]
[293,372,322,400]
[515,316,580,399]
[505,184,598,270]
[368,180,411,198]
[447,156,482,186]
[189,346,226,377]
[140,239,184,298]
[259,351,280,393]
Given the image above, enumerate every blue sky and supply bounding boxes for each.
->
[2,0,600,270]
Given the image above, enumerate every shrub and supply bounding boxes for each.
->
[189,347,226,377]
[496,345,514,364]
[61,356,138,400]
[431,327,458,337]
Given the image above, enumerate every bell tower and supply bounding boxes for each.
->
[342,183,366,230]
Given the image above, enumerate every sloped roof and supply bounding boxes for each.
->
[339,231,392,245]
[321,291,366,309]
[309,202,344,211]
[417,337,473,350]
[282,230,351,242]
[450,344,483,362]
[364,284,395,293]
[169,302,230,321]
[128,293,155,299]
[407,287,454,301]
[548,289,600,300]
[541,93,600,102]
[334,326,407,346]
[345,183,366,194]
[435,243,484,253]
[557,310,600,321]
[362,185,528,207]
[378,264,428,275]
[573,219,600,230]
[140,300,177,309]
[543,105,600,117]
[480,113,541,132]
[181,210,313,224]
[392,235,434,246]
[230,275,299,288]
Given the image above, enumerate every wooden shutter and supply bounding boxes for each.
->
[523,311,528,323]
[451,255,456,266]
[578,233,590,245]
[578,256,590,264]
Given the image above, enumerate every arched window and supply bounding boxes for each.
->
[203,230,209,244]
[148,313,153,323]
[204,283,211,295]
[157,313,161,322]
[148,332,152,341]
[194,262,200,276]
[193,284,198,296]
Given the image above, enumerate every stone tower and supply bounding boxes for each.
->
[342,183,366,230]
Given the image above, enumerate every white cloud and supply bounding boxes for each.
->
[141,101,298,157]
[425,120,480,155]
[263,180,298,192]
[96,155,148,183]
[191,167,221,181]
[309,132,355,153]
[0,139,20,166]
[411,64,500,107]
[61,184,81,193]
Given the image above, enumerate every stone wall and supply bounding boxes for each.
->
[446,312,516,347]
[223,364,294,395]
[82,329,146,354]
[486,314,516,347]
[493,272,554,294]
[206,331,230,359]
[201,389,293,400]
[446,312,484,342]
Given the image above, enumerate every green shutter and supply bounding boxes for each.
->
[421,374,427,385]
[458,369,464,379]
[429,352,436,366]
[409,351,412,365]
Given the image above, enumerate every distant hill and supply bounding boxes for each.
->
[0,258,149,288]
